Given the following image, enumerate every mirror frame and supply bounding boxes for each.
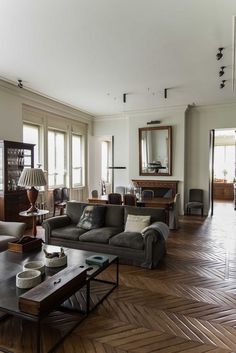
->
[139,125,172,176]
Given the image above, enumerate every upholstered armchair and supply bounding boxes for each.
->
[0,221,27,252]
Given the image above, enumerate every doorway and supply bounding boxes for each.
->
[210,128,236,216]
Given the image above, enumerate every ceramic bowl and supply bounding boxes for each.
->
[16,270,41,289]
[44,255,67,268]
[23,261,45,274]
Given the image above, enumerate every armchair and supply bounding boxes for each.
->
[0,221,27,252]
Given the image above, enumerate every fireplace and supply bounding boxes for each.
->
[132,180,178,198]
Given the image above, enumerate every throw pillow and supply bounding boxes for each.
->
[124,214,151,233]
[77,205,106,230]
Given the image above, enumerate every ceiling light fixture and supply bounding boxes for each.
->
[220,80,226,89]
[219,66,226,77]
[147,120,161,125]
[216,47,224,60]
[17,79,23,88]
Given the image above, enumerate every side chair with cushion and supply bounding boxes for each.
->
[108,193,122,205]
[0,221,26,252]
[123,193,136,206]
[141,190,154,199]
[186,189,204,216]
[91,190,98,198]
[115,186,126,195]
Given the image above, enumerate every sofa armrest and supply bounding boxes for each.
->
[42,215,72,243]
[142,224,167,269]
[0,221,26,239]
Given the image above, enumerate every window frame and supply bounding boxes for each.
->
[23,122,42,168]
[71,133,84,188]
[48,128,67,188]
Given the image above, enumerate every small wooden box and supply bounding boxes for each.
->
[19,266,87,316]
[8,238,42,253]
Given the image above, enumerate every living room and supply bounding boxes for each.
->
[0,1,236,352]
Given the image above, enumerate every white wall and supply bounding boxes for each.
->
[185,103,236,212]
[0,80,92,144]
[0,89,23,141]
[94,107,187,213]
[93,117,130,190]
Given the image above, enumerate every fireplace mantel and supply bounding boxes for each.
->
[132,179,178,196]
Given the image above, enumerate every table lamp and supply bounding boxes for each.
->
[18,168,47,213]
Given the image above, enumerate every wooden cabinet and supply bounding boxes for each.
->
[0,140,34,224]
[213,182,234,200]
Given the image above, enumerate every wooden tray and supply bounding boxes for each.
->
[8,238,42,253]
[19,266,87,315]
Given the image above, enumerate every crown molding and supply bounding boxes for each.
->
[95,104,188,121]
[0,78,93,123]
[187,99,236,112]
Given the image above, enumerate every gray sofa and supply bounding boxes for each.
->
[42,201,168,269]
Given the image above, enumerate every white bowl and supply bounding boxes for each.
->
[16,270,41,289]
[44,255,67,268]
[23,261,45,274]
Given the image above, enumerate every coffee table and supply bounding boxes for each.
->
[0,245,119,353]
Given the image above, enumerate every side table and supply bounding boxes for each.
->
[19,209,49,237]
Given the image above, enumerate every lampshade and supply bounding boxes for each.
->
[18,168,46,187]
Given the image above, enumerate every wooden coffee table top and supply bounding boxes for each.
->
[0,245,117,317]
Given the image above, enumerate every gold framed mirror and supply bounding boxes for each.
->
[139,126,172,176]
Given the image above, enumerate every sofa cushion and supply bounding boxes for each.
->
[77,205,106,230]
[51,225,87,240]
[109,232,144,250]
[79,227,122,244]
[104,205,124,228]
[125,214,150,233]
[66,202,87,224]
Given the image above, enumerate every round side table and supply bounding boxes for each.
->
[19,209,49,237]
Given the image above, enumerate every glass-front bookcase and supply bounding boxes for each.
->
[0,140,34,222]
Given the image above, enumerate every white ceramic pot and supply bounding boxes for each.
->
[16,270,41,289]
[44,255,67,268]
[23,261,45,274]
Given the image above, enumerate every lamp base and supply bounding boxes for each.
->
[26,187,39,213]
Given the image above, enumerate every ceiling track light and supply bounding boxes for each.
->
[220,80,226,89]
[216,47,224,60]
[219,66,226,77]
[17,79,23,88]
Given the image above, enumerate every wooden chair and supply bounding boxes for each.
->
[123,193,136,206]
[53,188,68,217]
[108,193,122,205]
[186,189,204,216]
[169,193,180,230]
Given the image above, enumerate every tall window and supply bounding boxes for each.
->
[214,145,235,181]
[72,134,83,187]
[23,123,40,167]
[101,141,109,182]
[48,130,66,187]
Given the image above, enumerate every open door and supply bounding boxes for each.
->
[209,129,215,216]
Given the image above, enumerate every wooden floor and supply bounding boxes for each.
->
[1,201,236,353]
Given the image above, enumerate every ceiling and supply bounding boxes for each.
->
[1,0,236,116]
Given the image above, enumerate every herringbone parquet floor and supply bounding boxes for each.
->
[1,201,236,353]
